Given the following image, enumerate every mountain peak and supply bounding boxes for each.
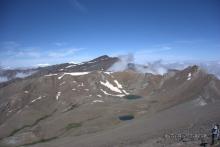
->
[90,55,112,62]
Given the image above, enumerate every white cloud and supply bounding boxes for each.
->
[53,42,67,47]
[108,54,134,72]
[0,76,8,83]
[36,63,50,67]
[0,41,87,68]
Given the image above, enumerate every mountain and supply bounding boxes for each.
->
[31,55,118,77]
[0,55,220,147]
[0,55,119,88]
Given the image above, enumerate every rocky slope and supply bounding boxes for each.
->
[0,55,220,147]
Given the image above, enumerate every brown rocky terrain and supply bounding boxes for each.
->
[0,55,220,147]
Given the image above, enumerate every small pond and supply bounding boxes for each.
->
[118,115,134,121]
[124,95,142,100]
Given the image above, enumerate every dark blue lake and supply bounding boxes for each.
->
[118,115,134,121]
[124,95,142,100]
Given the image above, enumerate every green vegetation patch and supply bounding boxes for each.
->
[8,115,51,137]
[62,104,78,113]
[65,122,82,131]
[5,109,57,139]
[124,95,142,100]
[23,136,58,146]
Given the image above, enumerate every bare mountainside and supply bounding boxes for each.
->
[0,55,220,147]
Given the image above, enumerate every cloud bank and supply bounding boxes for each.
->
[108,54,220,78]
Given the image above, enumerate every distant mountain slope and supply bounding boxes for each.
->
[0,55,119,88]
[32,55,119,77]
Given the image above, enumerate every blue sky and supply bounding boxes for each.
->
[0,0,220,68]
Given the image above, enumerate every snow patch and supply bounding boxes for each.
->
[72,88,76,91]
[122,90,129,95]
[45,74,58,77]
[100,89,125,97]
[93,100,104,103]
[100,80,122,93]
[97,94,102,97]
[114,80,123,89]
[37,63,50,67]
[104,72,113,75]
[78,62,85,65]
[8,110,13,113]
[59,81,66,86]
[199,101,207,106]
[58,72,90,79]
[65,64,77,68]
[31,96,42,103]
[69,61,78,64]
[193,97,207,106]
[56,92,61,100]
[77,82,84,87]
[88,61,96,64]
[187,73,192,80]
[24,91,29,94]
[100,89,111,95]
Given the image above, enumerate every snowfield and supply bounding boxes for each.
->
[100,80,122,93]
[58,72,91,79]
[44,74,58,77]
